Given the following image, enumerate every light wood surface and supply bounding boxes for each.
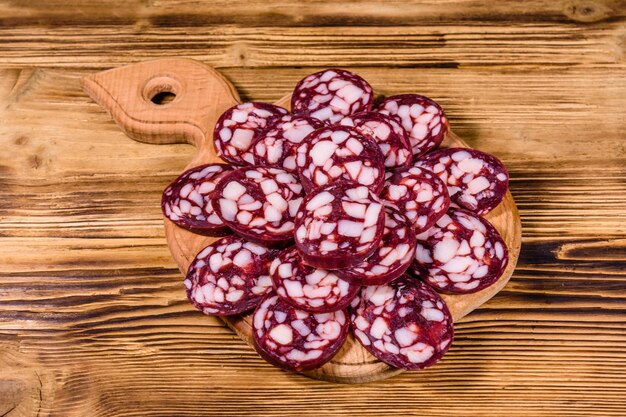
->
[81,58,521,383]
[1,0,625,414]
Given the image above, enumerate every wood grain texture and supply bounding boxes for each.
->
[1,0,626,69]
[81,58,521,382]
[1,0,625,414]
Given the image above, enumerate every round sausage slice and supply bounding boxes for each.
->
[212,166,304,244]
[415,148,509,215]
[294,182,385,269]
[412,208,509,294]
[351,276,454,370]
[339,206,417,286]
[253,294,349,372]
[184,235,276,316]
[295,125,385,194]
[377,94,449,157]
[291,69,374,124]
[250,114,324,172]
[161,163,233,235]
[381,166,450,233]
[340,112,412,169]
[270,247,359,313]
[213,102,288,165]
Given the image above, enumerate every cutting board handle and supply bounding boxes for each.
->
[81,58,241,150]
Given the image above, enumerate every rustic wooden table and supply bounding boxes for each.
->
[1,1,625,416]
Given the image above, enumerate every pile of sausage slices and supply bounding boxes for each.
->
[162,69,510,374]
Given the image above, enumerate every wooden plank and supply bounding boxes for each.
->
[0,24,622,69]
[1,0,625,26]
[1,0,626,70]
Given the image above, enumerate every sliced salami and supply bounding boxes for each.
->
[253,294,349,372]
[211,166,304,244]
[339,206,417,286]
[294,182,385,269]
[351,277,454,370]
[377,94,449,157]
[381,166,450,233]
[213,102,288,165]
[295,125,385,193]
[415,148,509,215]
[340,112,412,169]
[161,163,233,235]
[412,208,508,294]
[250,114,324,172]
[184,235,275,316]
[291,69,374,124]
[270,247,359,313]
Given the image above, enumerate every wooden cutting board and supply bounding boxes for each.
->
[81,58,521,384]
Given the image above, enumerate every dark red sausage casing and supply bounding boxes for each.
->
[340,112,412,169]
[162,163,234,235]
[294,182,386,269]
[213,102,288,165]
[184,235,276,316]
[381,166,450,233]
[291,69,374,124]
[415,148,509,215]
[250,114,325,172]
[351,276,454,370]
[377,94,449,157]
[339,206,417,286]
[253,294,349,372]
[211,166,304,244]
[270,247,359,313]
[295,125,385,194]
[412,208,508,294]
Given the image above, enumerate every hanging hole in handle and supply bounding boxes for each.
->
[143,76,183,106]
[151,91,176,105]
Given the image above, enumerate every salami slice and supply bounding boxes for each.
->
[270,247,359,313]
[412,208,508,294]
[415,148,509,215]
[340,112,412,169]
[213,102,288,165]
[295,125,385,194]
[161,163,233,235]
[377,94,449,157]
[294,182,385,269]
[339,206,417,285]
[351,276,454,370]
[184,235,275,316]
[211,166,304,244]
[253,294,349,372]
[250,114,324,172]
[291,69,374,124]
[381,166,450,233]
